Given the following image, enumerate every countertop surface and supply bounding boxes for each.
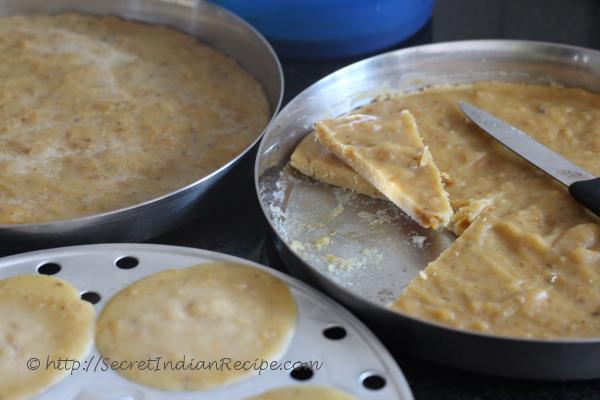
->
[6,0,600,399]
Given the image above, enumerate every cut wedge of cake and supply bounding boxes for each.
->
[315,110,453,229]
[289,131,482,233]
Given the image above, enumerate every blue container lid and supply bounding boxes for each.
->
[212,0,435,58]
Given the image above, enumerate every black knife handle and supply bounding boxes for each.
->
[569,177,600,218]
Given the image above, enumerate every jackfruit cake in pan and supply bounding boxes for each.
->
[0,13,269,224]
[290,81,600,339]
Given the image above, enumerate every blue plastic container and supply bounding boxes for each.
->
[211,0,435,59]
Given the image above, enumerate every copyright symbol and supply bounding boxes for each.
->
[27,358,40,370]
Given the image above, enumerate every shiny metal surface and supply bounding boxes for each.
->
[0,0,283,246]
[459,101,595,187]
[255,40,600,379]
[0,244,413,399]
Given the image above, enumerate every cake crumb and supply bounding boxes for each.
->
[411,235,427,248]
[358,209,395,225]
[314,236,331,251]
[290,240,306,253]
[326,254,352,271]
[329,203,344,219]
[441,171,454,186]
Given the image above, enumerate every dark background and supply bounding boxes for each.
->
[151,1,600,399]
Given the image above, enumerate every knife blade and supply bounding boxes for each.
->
[458,101,600,218]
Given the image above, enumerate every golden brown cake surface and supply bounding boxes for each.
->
[290,81,600,338]
[0,14,269,224]
[315,111,453,229]
[96,262,297,390]
[0,275,95,400]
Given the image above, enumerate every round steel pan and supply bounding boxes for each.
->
[255,40,600,380]
[0,0,283,246]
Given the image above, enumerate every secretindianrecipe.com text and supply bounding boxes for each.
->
[27,355,324,376]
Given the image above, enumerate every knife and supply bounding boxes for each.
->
[458,101,600,218]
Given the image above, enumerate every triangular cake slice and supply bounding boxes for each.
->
[289,132,486,234]
[315,110,453,229]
